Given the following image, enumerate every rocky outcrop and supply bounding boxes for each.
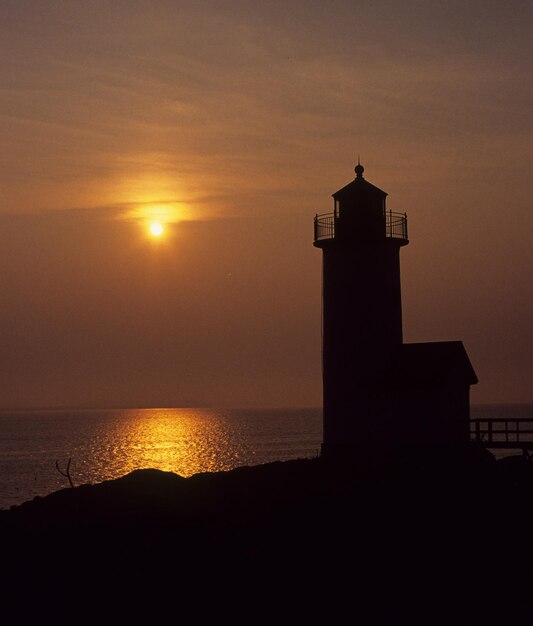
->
[1,446,531,624]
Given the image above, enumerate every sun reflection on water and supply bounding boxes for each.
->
[88,408,249,482]
[0,407,322,508]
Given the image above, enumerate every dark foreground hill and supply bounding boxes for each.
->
[2,445,533,624]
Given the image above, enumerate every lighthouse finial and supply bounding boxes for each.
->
[355,157,364,179]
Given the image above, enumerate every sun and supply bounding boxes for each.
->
[149,222,164,237]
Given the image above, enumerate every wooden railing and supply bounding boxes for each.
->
[471,419,533,450]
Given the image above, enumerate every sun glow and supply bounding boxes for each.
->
[124,201,190,240]
[150,222,164,237]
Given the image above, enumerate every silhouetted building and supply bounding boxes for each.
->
[314,162,477,456]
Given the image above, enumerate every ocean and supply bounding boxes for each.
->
[0,404,531,510]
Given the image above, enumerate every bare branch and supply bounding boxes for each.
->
[55,458,75,488]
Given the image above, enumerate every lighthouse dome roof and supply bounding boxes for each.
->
[332,162,387,200]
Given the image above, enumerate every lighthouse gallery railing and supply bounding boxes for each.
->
[314,210,408,243]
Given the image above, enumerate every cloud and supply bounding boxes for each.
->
[0,0,531,404]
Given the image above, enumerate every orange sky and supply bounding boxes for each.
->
[1,1,532,407]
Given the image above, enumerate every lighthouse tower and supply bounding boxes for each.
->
[314,162,478,457]
[314,162,409,455]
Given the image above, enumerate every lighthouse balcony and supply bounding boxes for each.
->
[313,210,408,245]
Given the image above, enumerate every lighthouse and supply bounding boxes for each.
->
[314,162,477,457]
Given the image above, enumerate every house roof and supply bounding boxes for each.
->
[394,341,478,386]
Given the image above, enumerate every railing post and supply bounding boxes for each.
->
[488,421,493,444]
[475,420,481,442]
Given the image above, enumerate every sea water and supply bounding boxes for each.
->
[0,404,531,509]
[0,407,322,509]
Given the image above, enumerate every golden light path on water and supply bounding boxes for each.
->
[0,407,323,507]
[64,407,322,489]
[1,406,530,509]
[81,409,249,482]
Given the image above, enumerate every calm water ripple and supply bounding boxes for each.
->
[0,407,322,508]
[1,404,531,509]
